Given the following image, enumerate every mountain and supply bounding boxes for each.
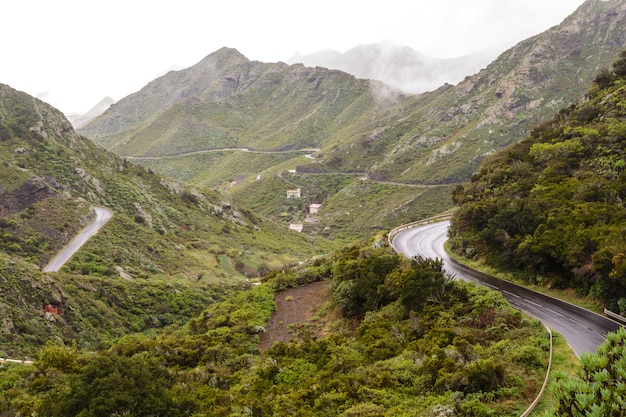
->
[287,42,497,94]
[67,96,116,129]
[449,51,626,311]
[79,0,626,240]
[319,0,626,184]
[78,50,445,238]
[0,83,323,356]
[79,47,391,154]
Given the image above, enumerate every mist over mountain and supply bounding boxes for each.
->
[75,0,626,241]
[79,47,390,152]
[67,96,116,129]
[287,42,498,94]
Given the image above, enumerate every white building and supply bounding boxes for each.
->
[309,203,322,214]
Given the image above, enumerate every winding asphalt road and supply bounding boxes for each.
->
[43,207,113,273]
[392,220,622,356]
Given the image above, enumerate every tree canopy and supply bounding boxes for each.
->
[0,244,550,416]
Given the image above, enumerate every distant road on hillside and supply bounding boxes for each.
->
[392,220,622,356]
[123,147,321,160]
[43,207,113,273]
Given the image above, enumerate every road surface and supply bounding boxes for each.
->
[123,147,321,160]
[392,220,621,356]
[43,207,113,273]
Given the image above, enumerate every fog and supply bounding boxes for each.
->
[0,0,585,114]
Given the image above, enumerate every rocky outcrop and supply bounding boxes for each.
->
[0,177,57,217]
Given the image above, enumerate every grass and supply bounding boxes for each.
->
[138,151,296,189]
[218,254,238,276]
[532,332,581,416]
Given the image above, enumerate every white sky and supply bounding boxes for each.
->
[1,0,585,115]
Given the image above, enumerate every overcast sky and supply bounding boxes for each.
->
[1,0,586,114]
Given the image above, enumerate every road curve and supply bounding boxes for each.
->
[392,220,621,356]
[43,207,113,273]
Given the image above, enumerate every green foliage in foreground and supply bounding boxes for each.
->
[449,51,626,310]
[553,326,626,416]
[0,245,550,416]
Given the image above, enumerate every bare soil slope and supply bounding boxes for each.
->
[259,280,331,350]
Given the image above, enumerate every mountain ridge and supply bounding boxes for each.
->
[78,0,626,240]
[81,1,626,183]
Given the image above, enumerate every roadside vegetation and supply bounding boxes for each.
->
[0,241,550,416]
[552,326,626,415]
[449,51,626,312]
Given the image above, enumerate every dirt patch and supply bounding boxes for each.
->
[259,280,331,351]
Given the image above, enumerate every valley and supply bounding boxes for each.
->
[1,1,626,415]
[79,0,626,242]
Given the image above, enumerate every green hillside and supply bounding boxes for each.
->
[79,48,385,155]
[449,51,626,311]
[0,83,326,357]
[80,0,626,240]
[0,243,551,416]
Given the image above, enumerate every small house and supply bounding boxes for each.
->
[289,223,303,232]
[287,188,301,199]
[309,203,322,214]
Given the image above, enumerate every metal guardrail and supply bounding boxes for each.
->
[0,358,34,365]
[604,308,626,323]
[520,326,553,417]
[387,213,454,249]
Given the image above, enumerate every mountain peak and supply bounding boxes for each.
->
[197,47,249,66]
[0,83,80,149]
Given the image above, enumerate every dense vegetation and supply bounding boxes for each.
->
[0,243,550,416]
[0,252,235,358]
[553,326,626,416]
[449,51,626,311]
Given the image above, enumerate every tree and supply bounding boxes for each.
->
[38,341,78,373]
[41,352,181,417]
[390,256,451,311]
[330,248,401,317]
[553,326,626,416]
